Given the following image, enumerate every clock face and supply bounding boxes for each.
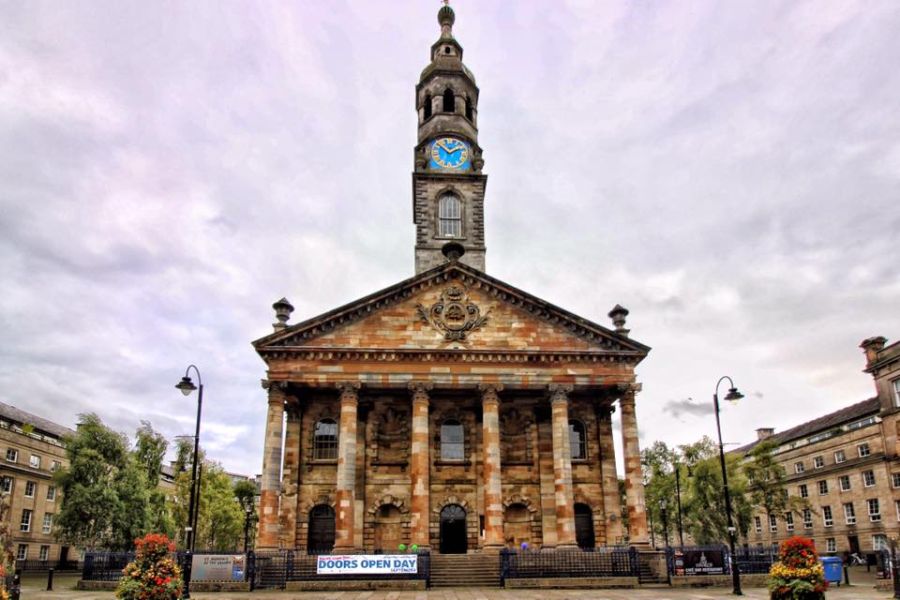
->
[429,137,471,171]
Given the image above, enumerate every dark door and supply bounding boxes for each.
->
[308,505,335,555]
[848,535,860,555]
[575,503,595,549]
[440,504,467,554]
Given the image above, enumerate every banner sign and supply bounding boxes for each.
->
[190,554,246,582]
[316,554,418,575]
[675,549,726,575]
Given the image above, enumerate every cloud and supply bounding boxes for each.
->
[662,398,713,420]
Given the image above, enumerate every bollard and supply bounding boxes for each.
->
[47,566,55,591]
[844,564,850,586]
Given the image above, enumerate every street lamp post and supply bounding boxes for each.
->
[243,505,253,553]
[713,375,745,596]
[673,460,685,547]
[175,365,204,600]
[660,498,670,549]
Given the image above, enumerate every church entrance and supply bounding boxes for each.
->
[374,505,403,552]
[439,504,467,554]
[307,505,335,555]
[574,503,595,549]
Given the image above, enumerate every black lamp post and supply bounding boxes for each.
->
[660,498,670,549]
[713,375,744,596]
[175,365,204,599]
[673,460,685,547]
[243,505,253,553]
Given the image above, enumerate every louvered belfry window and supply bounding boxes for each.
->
[438,194,462,238]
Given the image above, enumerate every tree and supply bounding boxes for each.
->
[234,480,258,550]
[641,441,677,545]
[195,466,243,550]
[134,423,175,538]
[744,439,809,545]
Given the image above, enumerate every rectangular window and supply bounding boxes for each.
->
[893,379,900,407]
[839,475,851,491]
[24,481,36,497]
[46,486,56,501]
[874,534,889,551]
[20,509,31,532]
[863,470,876,487]
[42,513,53,534]
[818,480,828,495]
[895,499,900,521]
[844,502,856,525]
[754,516,762,533]
[823,505,833,527]
[814,456,824,469]
[803,508,813,529]
[785,512,795,531]
[769,514,777,532]
[799,484,808,498]
[858,443,871,457]
[29,454,40,469]
[438,195,463,238]
[794,461,805,474]
[5,448,17,462]
[50,460,61,472]
[16,545,27,560]
[892,473,900,488]
[826,538,836,553]
[39,545,50,561]
[868,498,881,522]
[0,476,11,493]
[834,450,846,463]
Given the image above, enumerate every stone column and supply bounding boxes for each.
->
[549,384,577,549]
[597,404,624,545]
[258,381,286,549]
[619,384,649,544]
[480,384,504,550]
[334,382,360,552]
[280,402,302,548]
[408,382,433,549]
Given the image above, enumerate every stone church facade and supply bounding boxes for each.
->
[253,4,651,554]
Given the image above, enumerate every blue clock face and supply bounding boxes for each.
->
[429,137,471,171]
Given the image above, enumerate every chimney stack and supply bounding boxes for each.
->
[756,428,774,441]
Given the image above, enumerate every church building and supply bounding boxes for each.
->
[253,4,651,555]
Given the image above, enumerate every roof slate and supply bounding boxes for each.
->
[0,400,74,439]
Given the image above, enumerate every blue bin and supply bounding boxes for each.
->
[820,556,843,585]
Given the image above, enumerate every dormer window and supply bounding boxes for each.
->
[442,88,455,112]
[438,194,462,238]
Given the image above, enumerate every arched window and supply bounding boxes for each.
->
[443,88,455,112]
[569,420,586,460]
[441,419,464,460]
[423,93,432,120]
[465,97,473,121]
[438,194,462,238]
[313,418,338,460]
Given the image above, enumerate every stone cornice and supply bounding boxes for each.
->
[258,346,644,364]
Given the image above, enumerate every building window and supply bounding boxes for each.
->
[20,509,31,532]
[423,93,432,119]
[858,443,870,457]
[312,419,338,460]
[784,512,794,531]
[0,476,11,494]
[823,505,833,527]
[46,486,56,501]
[813,456,824,469]
[42,513,53,534]
[834,450,846,463]
[893,379,900,406]
[802,508,813,529]
[568,420,586,460]
[5,448,17,462]
[39,545,50,561]
[799,484,808,498]
[863,470,876,487]
[893,473,900,488]
[868,498,881,522]
[817,480,828,495]
[794,462,805,474]
[438,194,463,238]
[874,534,889,551]
[50,460,61,472]
[769,514,777,532]
[440,419,464,461]
[16,545,27,560]
[826,538,836,553]
[754,516,762,533]
[24,481,36,498]
[839,475,851,491]
[895,499,900,521]
[29,454,40,469]
[844,502,856,524]
[442,88,454,112]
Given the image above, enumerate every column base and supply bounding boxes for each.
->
[481,544,505,553]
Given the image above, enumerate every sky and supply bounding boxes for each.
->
[1,0,898,477]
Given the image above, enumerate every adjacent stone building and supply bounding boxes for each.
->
[738,336,900,556]
[252,5,652,554]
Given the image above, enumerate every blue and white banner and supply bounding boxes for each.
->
[315,554,418,575]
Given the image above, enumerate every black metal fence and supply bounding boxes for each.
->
[14,559,80,572]
[500,547,637,583]
[665,545,776,576]
[82,552,135,581]
[248,550,431,590]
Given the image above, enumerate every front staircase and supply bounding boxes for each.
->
[429,553,501,587]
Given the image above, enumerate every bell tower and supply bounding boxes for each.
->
[412,2,487,274]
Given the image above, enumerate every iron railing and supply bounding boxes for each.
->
[14,559,80,572]
[500,547,637,583]
[248,550,431,590]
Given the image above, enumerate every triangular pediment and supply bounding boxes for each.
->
[254,262,649,360]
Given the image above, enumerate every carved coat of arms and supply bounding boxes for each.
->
[416,285,490,341]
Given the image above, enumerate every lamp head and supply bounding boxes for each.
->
[724,387,744,403]
[660,499,667,509]
[175,376,197,396]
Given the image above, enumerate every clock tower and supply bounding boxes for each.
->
[413,2,487,274]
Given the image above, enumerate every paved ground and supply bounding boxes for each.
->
[17,568,896,600]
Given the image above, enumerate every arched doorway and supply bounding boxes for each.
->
[374,505,403,552]
[307,505,335,555]
[503,503,531,548]
[574,503,595,549]
[439,504,467,554]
